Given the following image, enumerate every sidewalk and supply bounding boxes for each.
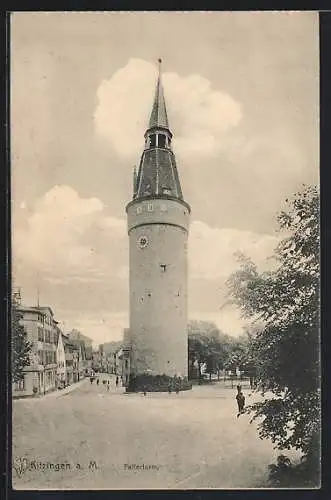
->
[43,377,88,399]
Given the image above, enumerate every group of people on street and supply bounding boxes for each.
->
[88,372,246,414]
[89,374,121,391]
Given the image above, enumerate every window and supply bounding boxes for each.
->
[150,134,157,147]
[147,203,153,212]
[136,206,142,214]
[38,350,44,364]
[45,330,50,343]
[162,187,172,196]
[144,184,152,196]
[14,379,25,391]
[158,134,166,148]
[38,327,43,342]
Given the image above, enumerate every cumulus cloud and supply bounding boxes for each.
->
[94,58,242,162]
[13,185,280,341]
[13,185,278,287]
[190,307,248,337]
[58,310,128,347]
[189,220,279,280]
[13,185,127,283]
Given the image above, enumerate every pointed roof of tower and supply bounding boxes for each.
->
[127,59,190,210]
[148,58,169,130]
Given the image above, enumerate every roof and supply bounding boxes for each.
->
[67,329,93,346]
[62,335,78,350]
[99,341,122,355]
[132,60,186,204]
[17,305,55,318]
[37,306,55,317]
[148,60,169,130]
[135,148,183,199]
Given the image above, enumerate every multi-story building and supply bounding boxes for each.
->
[118,328,132,387]
[99,341,122,374]
[91,351,101,373]
[72,348,79,383]
[68,329,93,375]
[70,340,88,379]
[13,305,59,397]
[62,335,75,386]
[56,329,66,389]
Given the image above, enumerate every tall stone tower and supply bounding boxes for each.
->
[126,60,191,391]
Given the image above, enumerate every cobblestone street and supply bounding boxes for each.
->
[12,376,299,489]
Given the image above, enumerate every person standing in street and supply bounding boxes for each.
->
[107,380,110,391]
[116,376,119,388]
[236,385,245,418]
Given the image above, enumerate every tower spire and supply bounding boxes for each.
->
[131,58,188,202]
[148,58,169,130]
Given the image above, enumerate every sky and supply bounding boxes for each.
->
[11,11,319,347]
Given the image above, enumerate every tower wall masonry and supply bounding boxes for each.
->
[127,197,189,378]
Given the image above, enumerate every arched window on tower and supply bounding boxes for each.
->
[158,134,166,148]
[149,134,157,147]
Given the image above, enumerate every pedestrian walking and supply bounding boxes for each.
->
[90,376,94,384]
[236,385,245,418]
[96,378,100,386]
[143,386,147,396]
[107,380,110,391]
[116,376,119,387]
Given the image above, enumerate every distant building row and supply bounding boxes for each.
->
[95,329,131,386]
[13,305,93,398]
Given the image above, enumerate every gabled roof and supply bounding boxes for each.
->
[100,341,122,356]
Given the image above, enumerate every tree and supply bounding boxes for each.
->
[11,303,32,383]
[187,320,241,381]
[227,185,320,483]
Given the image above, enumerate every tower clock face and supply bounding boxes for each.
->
[137,235,149,249]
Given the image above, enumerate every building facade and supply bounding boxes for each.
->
[56,330,66,389]
[13,306,58,397]
[125,60,191,391]
[62,335,74,386]
[99,341,122,374]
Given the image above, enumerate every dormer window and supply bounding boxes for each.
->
[162,187,172,196]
